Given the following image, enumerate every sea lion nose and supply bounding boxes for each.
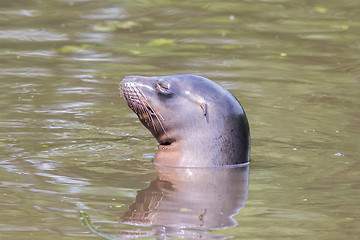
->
[120,76,145,92]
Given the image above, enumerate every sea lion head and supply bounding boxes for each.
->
[120,74,250,167]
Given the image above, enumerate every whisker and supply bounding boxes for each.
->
[134,86,157,131]
[137,87,166,134]
[121,82,166,136]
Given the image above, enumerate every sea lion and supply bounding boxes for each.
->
[120,74,250,167]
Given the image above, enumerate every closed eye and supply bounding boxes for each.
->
[155,81,172,95]
[158,82,169,90]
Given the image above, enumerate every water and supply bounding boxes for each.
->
[0,0,359,239]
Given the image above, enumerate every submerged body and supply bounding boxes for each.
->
[120,74,250,168]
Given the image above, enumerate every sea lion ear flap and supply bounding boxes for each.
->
[200,102,208,117]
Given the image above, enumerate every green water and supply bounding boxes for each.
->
[0,0,359,239]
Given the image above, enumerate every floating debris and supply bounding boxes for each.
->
[93,21,139,32]
[147,38,175,47]
[314,7,328,14]
[330,24,349,31]
[58,44,93,53]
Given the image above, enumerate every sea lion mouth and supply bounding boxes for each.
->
[120,81,166,138]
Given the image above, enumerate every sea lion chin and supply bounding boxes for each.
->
[120,74,250,168]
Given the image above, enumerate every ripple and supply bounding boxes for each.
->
[0,10,39,20]
[57,87,96,95]
[83,7,127,20]
[34,172,91,186]
[0,29,68,42]
[0,50,56,58]
[0,68,52,77]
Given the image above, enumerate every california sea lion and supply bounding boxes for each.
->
[120,74,250,167]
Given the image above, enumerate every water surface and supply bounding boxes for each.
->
[0,0,359,239]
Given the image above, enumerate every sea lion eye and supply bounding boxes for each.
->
[155,81,172,95]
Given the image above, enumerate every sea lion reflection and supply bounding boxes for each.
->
[120,165,249,239]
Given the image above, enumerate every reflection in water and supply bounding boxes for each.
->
[120,165,249,239]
